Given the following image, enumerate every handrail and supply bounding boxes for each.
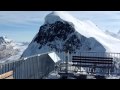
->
[0,71,13,79]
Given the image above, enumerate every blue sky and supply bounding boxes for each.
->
[0,11,120,42]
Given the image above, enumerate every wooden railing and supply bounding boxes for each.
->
[0,71,13,79]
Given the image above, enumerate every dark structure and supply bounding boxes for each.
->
[72,55,113,76]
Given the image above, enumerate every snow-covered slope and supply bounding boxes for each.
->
[4,42,29,62]
[0,36,29,63]
[22,11,120,58]
[105,30,117,38]
[105,30,120,40]
[117,30,120,38]
[118,30,120,35]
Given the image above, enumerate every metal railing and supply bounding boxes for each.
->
[57,52,120,77]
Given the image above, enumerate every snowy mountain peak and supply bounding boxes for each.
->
[22,11,120,58]
[0,36,13,45]
[0,36,6,44]
[0,36,29,62]
[45,11,62,24]
[50,11,65,15]
[45,11,79,25]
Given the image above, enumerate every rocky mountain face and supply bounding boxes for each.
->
[22,11,107,58]
[0,36,19,60]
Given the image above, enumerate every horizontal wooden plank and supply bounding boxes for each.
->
[73,56,113,60]
[72,59,113,62]
[72,60,113,64]
[0,71,13,79]
[72,60,113,63]
[72,58,113,61]
[5,76,13,79]
[72,64,112,68]
[72,58,113,62]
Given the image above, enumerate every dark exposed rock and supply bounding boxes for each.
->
[34,21,76,50]
[31,20,105,53]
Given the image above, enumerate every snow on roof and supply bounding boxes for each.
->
[48,52,61,63]
[22,51,61,63]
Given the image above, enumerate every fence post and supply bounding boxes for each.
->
[65,50,69,75]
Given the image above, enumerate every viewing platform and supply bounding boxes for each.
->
[0,51,120,79]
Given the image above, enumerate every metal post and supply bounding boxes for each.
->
[65,51,68,74]
[67,51,69,72]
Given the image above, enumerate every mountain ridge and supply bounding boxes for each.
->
[22,11,120,58]
[0,36,29,62]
